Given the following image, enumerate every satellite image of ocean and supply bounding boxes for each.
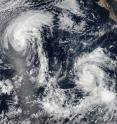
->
[0,0,117,124]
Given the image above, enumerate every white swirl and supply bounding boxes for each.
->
[0,11,54,122]
[0,0,117,123]
[3,11,53,52]
[3,10,53,85]
[34,47,117,123]
[74,47,117,104]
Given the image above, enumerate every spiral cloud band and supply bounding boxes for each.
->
[0,0,117,124]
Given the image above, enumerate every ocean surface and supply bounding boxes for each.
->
[0,0,117,124]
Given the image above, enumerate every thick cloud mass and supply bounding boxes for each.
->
[0,0,117,124]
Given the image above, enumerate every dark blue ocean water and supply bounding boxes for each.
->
[0,0,117,123]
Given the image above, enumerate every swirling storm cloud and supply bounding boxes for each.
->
[0,0,117,124]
